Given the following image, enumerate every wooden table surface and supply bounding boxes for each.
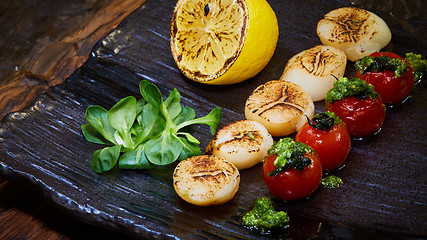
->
[1,0,426,239]
[0,178,135,240]
[0,1,144,239]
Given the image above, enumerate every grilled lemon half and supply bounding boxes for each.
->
[170,0,279,85]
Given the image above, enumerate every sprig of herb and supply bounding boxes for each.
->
[81,80,222,173]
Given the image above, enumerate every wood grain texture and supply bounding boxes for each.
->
[0,0,146,121]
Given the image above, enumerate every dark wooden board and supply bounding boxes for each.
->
[0,0,426,239]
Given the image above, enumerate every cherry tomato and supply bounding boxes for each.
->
[325,96,386,138]
[356,52,414,105]
[295,112,351,171]
[263,154,322,201]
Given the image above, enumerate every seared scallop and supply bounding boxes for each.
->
[173,155,240,206]
[280,45,347,101]
[206,120,273,170]
[245,80,314,137]
[317,7,391,61]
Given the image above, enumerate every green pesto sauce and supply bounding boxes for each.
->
[355,55,408,77]
[321,175,343,188]
[267,138,314,175]
[405,52,427,83]
[325,77,378,103]
[309,111,342,130]
[242,197,289,233]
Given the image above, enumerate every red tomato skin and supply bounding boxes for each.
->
[356,52,414,105]
[295,122,351,171]
[263,154,322,201]
[325,96,386,138]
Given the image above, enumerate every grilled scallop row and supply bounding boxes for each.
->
[173,80,319,206]
[173,6,393,207]
[279,7,392,101]
[173,120,273,206]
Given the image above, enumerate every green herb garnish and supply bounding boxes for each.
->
[267,138,314,176]
[321,175,343,188]
[242,197,289,234]
[355,55,408,77]
[307,111,342,130]
[405,52,427,83]
[247,131,255,140]
[81,80,222,173]
[325,77,378,102]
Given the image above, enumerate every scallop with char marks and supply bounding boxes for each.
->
[245,80,314,137]
[280,45,347,101]
[173,155,240,206]
[316,7,391,61]
[206,120,273,170]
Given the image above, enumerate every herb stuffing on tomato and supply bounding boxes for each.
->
[325,77,386,138]
[404,52,427,85]
[263,138,322,201]
[296,112,351,171]
[355,52,414,105]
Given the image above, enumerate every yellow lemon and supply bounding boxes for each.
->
[170,0,279,85]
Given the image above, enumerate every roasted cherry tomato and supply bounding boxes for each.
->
[295,112,351,171]
[326,96,385,138]
[263,138,322,201]
[355,52,414,105]
[325,77,386,138]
